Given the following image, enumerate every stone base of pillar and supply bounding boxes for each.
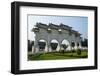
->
[68,46,71,51]
[32,46,34,54]
[74,46,78,50]
[48,47,52,52]
[56,46,60,52]
[44,46,48,53]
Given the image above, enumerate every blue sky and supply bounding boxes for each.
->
[28,15,88,41]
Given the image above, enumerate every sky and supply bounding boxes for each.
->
[28,15,88,41]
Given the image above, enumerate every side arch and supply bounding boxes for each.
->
[61,39,70,51]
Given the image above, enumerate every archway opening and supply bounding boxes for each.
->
[71,41,75,49]
[61,39,70,51]
[50,39,59,51]
[38,39,46,51]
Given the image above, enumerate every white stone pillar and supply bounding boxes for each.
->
[79,42,82,49]
[47,42,52,52]
[68,42,72,51]
[56,42,60,52]
[32,46,34,54]
[48,45,52,52]
[59,43,62,51]
[44,42,48,53]
[75,42,78,50]
[34,40,39,54]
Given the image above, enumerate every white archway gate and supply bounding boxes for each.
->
[32,23,82,53]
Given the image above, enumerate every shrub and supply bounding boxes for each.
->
[61,50,65,54]
[71,49,76,53]
[77,49,81,55]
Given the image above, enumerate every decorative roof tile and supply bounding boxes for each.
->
[32,23,81,35]
[48,23,59,30]
[35,22,48,29]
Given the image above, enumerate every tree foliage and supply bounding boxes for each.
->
[81,38,88,47]
[38,42,46,50]
[71,42,75,48]
[28,40,34,51]
[51,43,58,50]
[61,44,68,50]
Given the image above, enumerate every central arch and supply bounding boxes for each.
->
[50,39,60,52]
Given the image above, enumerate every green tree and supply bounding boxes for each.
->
[61,44,68,54]
[51,43,58,51]
[62,44,68,50]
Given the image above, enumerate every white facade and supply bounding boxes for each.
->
[32,23,82,53]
